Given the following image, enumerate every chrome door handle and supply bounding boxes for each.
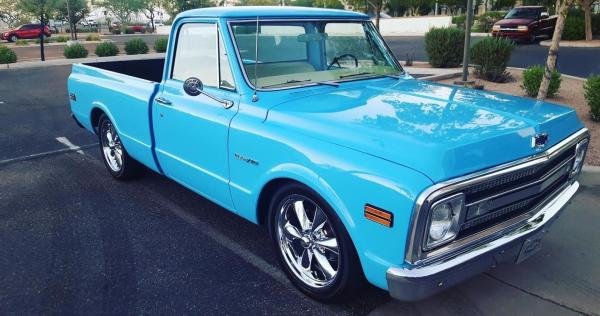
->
[155,97,172,106]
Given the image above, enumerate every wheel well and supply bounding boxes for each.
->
[256,178,300,226]
[90,108,105,134]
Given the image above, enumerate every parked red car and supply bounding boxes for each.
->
[492,6,557,43]
[127,25,147,33]
[1,24,52,42]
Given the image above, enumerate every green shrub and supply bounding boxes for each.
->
[15,39,29,46]
[35,37,52,44]
[124,28,134,34]
[95,42,119,57]
[521,65,561,98]
[55,35,69,42]
[124,38,148,55]
[63,43,89,59]
[154,37,168,53]
[452,15,467,28]
[0,45,17,64]
[85,33,101,41]
[425,27,464,68]
[562,16,585,40]
[471,37,514,82]
[584,75,600,121]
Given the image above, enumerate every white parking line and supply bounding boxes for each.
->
[56,137,85,155]
[148,191,342,314]
[0,144,98,166]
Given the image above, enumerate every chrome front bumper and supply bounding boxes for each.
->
[386,180,579,301]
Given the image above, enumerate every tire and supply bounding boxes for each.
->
[97,114,142,180]
[268,183,364,302]
[9,35,17,42]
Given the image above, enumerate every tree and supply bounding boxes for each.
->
[345,0,385,28]
[140,0,161,32]
[0,0,29,27]
[18,0,60,61]
[57,0,89,40]
[101,0,143,26]
[164,0,214,17]
[580,0,597,41]
[386,0,407,16]
[537,0,575,99]
[290,0,314,6]
[314,0,344,8]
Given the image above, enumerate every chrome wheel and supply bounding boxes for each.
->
[276,195,340,288]
[100,119,123,173]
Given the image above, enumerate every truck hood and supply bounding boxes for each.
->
[495,18,534,26]
[267,78,583,182]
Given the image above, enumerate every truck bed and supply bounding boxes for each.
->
[68,59,163,172]
[83,58,165,82]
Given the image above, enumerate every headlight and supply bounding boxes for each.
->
[570,138,589,178]
[517,25,528,32]
[424,193,465,250]
[492,25,500,31]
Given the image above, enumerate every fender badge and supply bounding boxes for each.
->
[234,153,259,166]
[532,133,549,149]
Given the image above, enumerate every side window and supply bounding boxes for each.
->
[172,23,218,87]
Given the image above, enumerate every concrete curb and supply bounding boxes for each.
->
[583,165,600,173]
[8,40,105,48]
[506,66,586,81]
[419,72,462,81]
[539,39,600,48]
[0,53,166,70]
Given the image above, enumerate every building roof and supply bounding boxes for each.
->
[176,6,369,20]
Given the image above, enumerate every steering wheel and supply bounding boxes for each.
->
[327,54,359,70]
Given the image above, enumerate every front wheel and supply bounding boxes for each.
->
[98,114,142,179]
[9,35,17,42]
[269,183,364,302]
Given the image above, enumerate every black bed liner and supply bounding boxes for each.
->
[84,58,165,83]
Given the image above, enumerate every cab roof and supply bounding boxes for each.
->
[176,6,369,20]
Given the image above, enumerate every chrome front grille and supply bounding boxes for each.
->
[405,128,589,265]
[458,145,575,235]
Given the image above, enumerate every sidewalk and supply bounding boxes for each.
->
[1,53,166,70]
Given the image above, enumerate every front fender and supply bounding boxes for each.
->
[228,114,433,289]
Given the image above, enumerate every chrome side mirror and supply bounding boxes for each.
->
[183,77,203,96]
[540,12,549,19]
[183,77,234,109]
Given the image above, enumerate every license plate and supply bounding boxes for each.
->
[516,230,545,264]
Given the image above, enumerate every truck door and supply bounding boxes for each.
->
[152,21,238,210]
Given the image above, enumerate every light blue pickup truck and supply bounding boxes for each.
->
[68,7,590,301]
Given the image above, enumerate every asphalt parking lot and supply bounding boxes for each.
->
[1,65,599,315]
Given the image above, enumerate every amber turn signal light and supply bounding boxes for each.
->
[364,204,393,227]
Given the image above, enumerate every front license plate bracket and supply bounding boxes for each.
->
[516,229,545,264]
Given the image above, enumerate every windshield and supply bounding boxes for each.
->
[505,7,541,19]
[230,20,402,89]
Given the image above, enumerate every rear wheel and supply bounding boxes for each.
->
[98,114,142,179]
[268,183,364,302]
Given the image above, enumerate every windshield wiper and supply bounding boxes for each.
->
[261,79,339,88]
[338,72,402,80]
[338,72,376,79]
